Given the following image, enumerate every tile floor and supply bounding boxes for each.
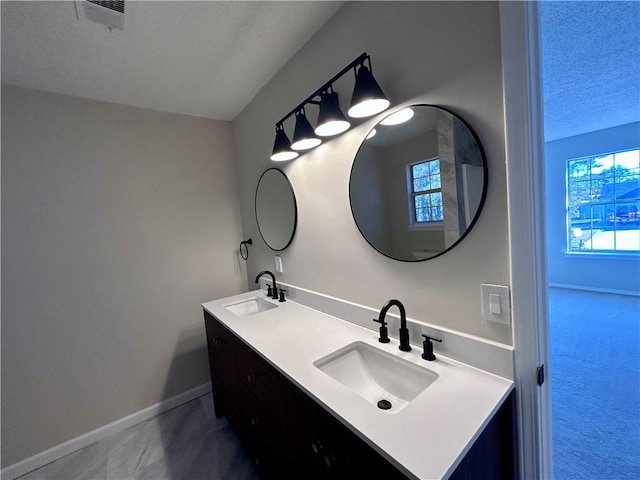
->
[16,394,259,480]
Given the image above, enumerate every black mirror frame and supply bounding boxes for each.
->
[348,104,489,262]
[255,167,298,252]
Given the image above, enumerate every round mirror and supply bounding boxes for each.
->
[349,105,487,261]
[255,168,298,251]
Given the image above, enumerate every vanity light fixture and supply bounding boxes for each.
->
[291,108,322,151]
[315,88,351,137]
[380,107,415,126]
[270,124,299,162]
[348,60,390,118]
[269,52,389,161]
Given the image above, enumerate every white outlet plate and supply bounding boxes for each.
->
[481,284,511,324]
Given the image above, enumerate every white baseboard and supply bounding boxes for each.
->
[549,282,640,297]
[1,383,212,480]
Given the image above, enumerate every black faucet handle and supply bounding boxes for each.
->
[266,284,273,297]
[373,318,390,343]
[422,334,442,343]
[278,289,287,303]
[421,334,443,361]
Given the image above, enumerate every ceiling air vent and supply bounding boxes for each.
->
[82,1,125,30]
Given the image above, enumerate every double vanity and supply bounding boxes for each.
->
[221,87,511,480]
[202,284,515,480]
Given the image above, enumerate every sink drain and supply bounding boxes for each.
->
[377,399,392,410]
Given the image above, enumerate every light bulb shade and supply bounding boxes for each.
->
[348,65,390,118]
[315,91,351,137]
[291,110,322,151]
[270,125,299,161]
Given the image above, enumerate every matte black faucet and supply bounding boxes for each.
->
[378,299,411,352]
[421,334,443,361]
[372,316,390,343]
[255,270,278,299]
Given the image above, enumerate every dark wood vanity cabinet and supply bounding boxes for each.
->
[203,310,515,480]
[284,387,407,480]
[204,313,237,394]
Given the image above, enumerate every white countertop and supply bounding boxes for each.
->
[203,289,514,480]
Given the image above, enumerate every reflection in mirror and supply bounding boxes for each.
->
[255,168,297,251]
[349,105,487,261]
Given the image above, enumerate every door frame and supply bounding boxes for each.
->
[500,2,553,479]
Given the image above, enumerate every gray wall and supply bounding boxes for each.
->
[545,122,640,294]
[1,85,246,466]
[234,1,512,344]
[384,129,445,257]
[350,145,390,253]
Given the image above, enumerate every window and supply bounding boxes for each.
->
[409,158,443,224]
[567,148,640,253]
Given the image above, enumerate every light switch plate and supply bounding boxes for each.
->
[481,284,510,324]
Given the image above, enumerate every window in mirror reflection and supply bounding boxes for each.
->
[409,158,443,224]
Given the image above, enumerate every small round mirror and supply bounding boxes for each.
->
[255,168,297,251]
[349,105,487,261]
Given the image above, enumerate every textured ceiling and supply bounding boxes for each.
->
[1,0,343,120]
[540,1,640,141]
[2,1,637,139]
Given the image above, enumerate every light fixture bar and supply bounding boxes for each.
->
[274,52,369,126]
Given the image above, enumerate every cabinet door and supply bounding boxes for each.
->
[204,312,238,411]
[284,389,352,479]
[345,432,409,480]
[284,386,409,479]
[234,339,286,423]
[449,392,516,480]
[236,381,285,479]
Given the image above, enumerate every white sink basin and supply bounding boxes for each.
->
[224,297,277,317]
[314,341,438,413]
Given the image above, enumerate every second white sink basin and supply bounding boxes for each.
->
[314,341,438,413]
[224,297,277,317]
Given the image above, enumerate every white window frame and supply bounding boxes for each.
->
[565,148,640,255]
[406,157,444,229]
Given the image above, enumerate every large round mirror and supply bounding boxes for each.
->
[349,105,487,261]
[255,168,297,251]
